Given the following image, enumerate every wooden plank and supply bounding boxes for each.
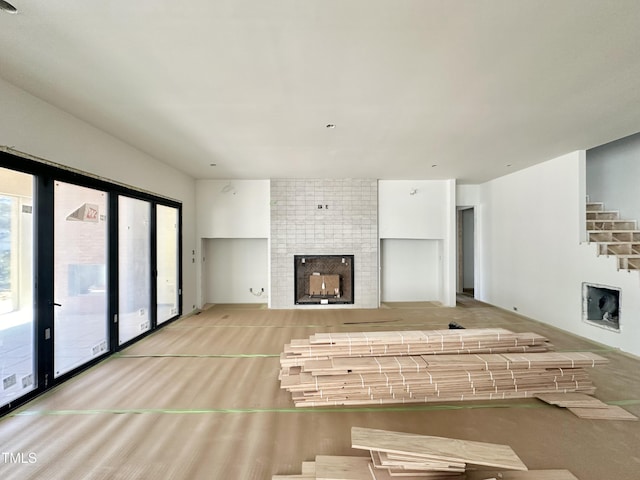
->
[376,451,465,471]
[370,450,464,475]
[535,393,609,408]
[352,427,528,471]
[368,463,465,480]
[301,461,316,475]
[315,455,372,480]
[464,470,580,479]
[272,475,315,479]
[500,352,607,369]
[567,405,638,421]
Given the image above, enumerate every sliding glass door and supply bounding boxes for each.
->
[0,151,182,415]
[156,205,180,324]
[0,168,35,408]
[53,182,109,378]
[118,196,151,344]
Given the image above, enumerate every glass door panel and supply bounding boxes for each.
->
[54,182,108,378]
[0,168,35,407]
[118,197,151,344]
[156,205,179,324]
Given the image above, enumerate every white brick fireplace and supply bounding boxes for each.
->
[270,178,378,308]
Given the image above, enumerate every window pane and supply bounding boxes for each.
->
[0,168,35,407]
[156,205,179,324]
[54,182,108,377]
[119,197,151,344]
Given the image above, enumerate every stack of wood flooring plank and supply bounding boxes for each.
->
[279,328,608,407]
[272,427,580,479]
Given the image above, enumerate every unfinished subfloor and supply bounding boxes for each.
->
[0,297,639,479]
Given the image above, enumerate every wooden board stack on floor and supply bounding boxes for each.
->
[272,427,581,479]
[279,329,608,407]
[281,328,552,369]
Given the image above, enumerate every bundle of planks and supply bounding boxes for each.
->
[279,328,608,407]
[272,426,580,479]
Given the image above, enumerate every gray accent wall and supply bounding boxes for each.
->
[586,132,640,222]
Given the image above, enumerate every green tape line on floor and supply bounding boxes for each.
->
[10,402,549,417]
[12,399,639,417]
[114,353,279,358]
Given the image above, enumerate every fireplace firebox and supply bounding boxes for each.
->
[294,255,354,305]
[582,282,620,331]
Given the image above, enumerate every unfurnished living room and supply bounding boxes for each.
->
[1,1,640,479]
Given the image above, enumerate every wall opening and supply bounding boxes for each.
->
[582,282,620,331]
[380,239,441,303]
[203,238,268,305]
[457,207,475,296]
[294,255,354,305]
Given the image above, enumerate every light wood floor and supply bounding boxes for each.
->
[0,297,639,479]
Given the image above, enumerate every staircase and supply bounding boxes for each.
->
[587,202,640,271]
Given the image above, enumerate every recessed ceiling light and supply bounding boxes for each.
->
[326,124,336,129]
[431,164,437,167]
[506,164,512,167]
[0,0,17,13]
[210,163,216,167]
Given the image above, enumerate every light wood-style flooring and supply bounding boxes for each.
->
[0,297,638,479]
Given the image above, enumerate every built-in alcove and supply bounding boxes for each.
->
[294,255,354,305]
[582,282,620,331]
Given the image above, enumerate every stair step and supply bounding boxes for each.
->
[586,219,637,230]
[588,231,640,238]
[618,255,640,270]
[586,211,619,220]
[587,201,640,271]
[598,243,640,255]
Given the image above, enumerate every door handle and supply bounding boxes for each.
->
[51,302,62,307]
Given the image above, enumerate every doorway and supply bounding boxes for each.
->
[457,207,475,296]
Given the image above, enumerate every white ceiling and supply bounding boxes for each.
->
[1,0,640,183]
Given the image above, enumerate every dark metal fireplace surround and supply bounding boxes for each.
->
[294,255,354,305]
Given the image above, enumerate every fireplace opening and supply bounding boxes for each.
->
[582,283,620,331]
[294,255,354,305]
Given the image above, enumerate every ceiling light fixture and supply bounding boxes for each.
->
[0,0,17,13]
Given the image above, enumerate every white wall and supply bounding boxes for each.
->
[196,179,270,238]
[379,180,447,239]
[204,239,268,304]
[379,180,456,306]
[0,77,198,312]
[380,239,441,302]
[195,179,270,307]
[457,184,481,207]
[479,151,640,356]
